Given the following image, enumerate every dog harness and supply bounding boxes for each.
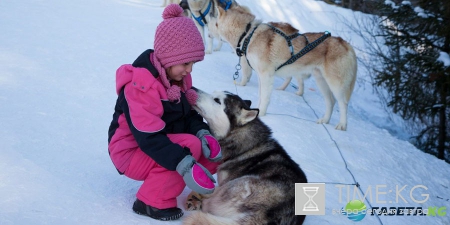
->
[235,23,260,70]
[236,23,331,71]
[219,0,232,11]
[272,27,331,71]
[191,0,212,27]
[236,23,253,57]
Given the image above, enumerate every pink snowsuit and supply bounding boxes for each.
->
[108,50,218,209]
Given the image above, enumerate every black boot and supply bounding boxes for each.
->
[132,199,183,221]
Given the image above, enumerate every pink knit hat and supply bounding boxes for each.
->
[154,4,205,68]
[150,4,203,105]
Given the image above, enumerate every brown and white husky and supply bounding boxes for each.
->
[215,5,357,130]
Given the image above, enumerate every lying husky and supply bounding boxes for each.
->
[216,5,357,130]
[184,88,308,225]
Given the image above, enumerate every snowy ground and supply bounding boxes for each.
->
[0,0,449,224]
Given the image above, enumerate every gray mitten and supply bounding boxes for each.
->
[176,155,216,194]
[196,129,223,162]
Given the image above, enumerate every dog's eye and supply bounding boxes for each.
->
[214,98,221,104]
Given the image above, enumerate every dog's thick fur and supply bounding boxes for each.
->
[184,89,307,225]
[216,5,357,130]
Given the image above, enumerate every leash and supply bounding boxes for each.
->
[268,89,383,225]
[191,0,212,27]
[233,22,248,89]
[233,22,259,91]
[303,96,383,225]
[233,57,241,95]
[234,23,259,75]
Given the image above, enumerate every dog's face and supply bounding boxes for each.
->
[216,5,255,47]
[187,0,207,11]
[192,89,258,140]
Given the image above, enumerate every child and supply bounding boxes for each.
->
[107,4,222,221]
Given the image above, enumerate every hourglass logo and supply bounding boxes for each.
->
[295,183,326,215]
[303,187,319,211]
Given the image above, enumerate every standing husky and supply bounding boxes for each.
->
[184,89,307,225]
[216,5,357,130]
[187,0,233,53]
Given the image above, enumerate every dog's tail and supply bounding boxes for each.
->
[183,211,237,225]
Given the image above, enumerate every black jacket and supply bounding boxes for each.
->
[108,49,209,172]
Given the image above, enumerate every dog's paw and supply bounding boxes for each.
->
[295,90,304,96]
[316,118,330,124]
[205,49,212,54]
[185,191,204,211]
[335,123,347,131]
[237,80,248,86]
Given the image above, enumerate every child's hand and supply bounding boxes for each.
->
[176,155,216,194]
[196,129,222,162]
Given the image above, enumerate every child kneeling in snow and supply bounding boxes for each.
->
[107,4,221,221]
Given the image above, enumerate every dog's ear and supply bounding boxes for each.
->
[217,5,225,17]
[238,108,259,125]
[243,100,252,108]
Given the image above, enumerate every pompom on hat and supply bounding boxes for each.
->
[150,4,204,104]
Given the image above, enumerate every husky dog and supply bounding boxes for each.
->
[179,0,192,17]
[215,5,357,130]
[187,0,234,53]
[184,89,307,225]
[205,13,223,51]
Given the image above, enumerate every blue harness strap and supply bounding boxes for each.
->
[219,0,232,10]
[191,0,212,27]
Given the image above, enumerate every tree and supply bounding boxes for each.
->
[373,1,449,161]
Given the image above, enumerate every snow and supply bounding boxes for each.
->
[438,52,450,67]
[384,0,398,9]
[1,0,449,225]
[401,1,412,6]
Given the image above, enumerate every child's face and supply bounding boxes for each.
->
[166,62,195,81]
